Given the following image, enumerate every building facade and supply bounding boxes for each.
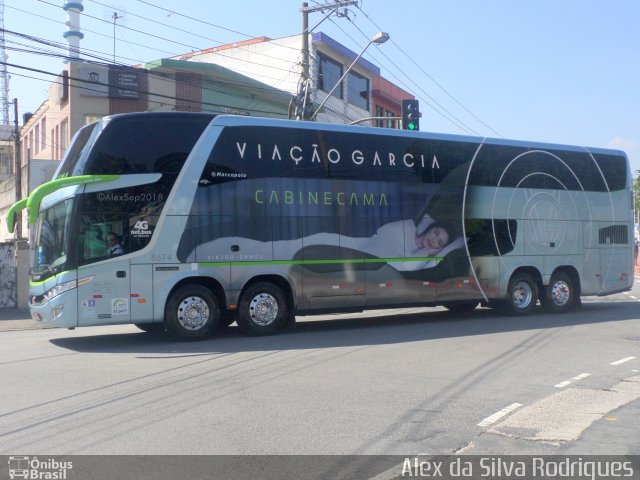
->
[175,33,414,126]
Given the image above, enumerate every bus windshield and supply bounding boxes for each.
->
[54,121,101,179]
[33,198,74,277]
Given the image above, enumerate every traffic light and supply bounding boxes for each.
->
[402,99,420,131]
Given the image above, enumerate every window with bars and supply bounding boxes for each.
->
[317,53,343,99]
[347,70,369,110]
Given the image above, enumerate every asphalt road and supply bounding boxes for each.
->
[1,284,639,457]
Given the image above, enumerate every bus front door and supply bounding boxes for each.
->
[77,260,131,326]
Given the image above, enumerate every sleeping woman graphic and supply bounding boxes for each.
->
[185,215,465,272]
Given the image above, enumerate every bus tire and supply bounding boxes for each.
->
[505,272,538,315]
[541,272,575,313]
[237,282,289,336]
[164,284,219,340]
[443,302,479,314]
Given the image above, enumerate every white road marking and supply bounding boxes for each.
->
[554,373,590,388]
[477,403,523,427]
[610,356,636,366]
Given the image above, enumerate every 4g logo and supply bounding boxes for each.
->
[133,220,149,230]
[130,219,152,237]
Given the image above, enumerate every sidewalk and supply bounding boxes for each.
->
[0,308,37,332]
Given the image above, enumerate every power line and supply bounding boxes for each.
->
[91,0,299,65]
[2,28,298,98]
[34,0,298,76]
[326,17,481,136]
[134,0,299,53]
[10,0,304,81]
[4,5,182,60]
[3,61,291,117]
[355,3,502,138]
[0,0,9,125]
[7,0,488,136]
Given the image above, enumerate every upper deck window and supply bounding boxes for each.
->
[85,114,214,175]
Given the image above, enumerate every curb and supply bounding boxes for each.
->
[0,309,36,332]
[0,320,41,332]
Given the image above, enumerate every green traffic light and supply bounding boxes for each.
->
[408,123,417,130]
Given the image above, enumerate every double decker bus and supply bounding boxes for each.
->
[7,112,634,339]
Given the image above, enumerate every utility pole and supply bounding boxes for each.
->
[112,11,123,63]
[294,0,358,121]
[12,97,22,238]
[0,0,10,125]
[301,3,310,92]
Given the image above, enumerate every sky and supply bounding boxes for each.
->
[4,0,640,173]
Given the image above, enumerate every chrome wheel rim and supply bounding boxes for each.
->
[249,293,279,326]
[512,281,533,310]
[551,280,570,306]
[177,296,210,331]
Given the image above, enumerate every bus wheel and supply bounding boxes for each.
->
[443,302,479,314]
[542,272,575,313]
[165,285,219,340]
[505,272,538,315]
[237,282,289,336]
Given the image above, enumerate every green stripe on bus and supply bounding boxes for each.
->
[26,174,120,224]
[6,198,27,234]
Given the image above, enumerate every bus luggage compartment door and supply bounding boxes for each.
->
[130,264,153,322]
[298,244,366,310]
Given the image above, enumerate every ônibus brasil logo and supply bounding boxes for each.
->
[8,456,73,479]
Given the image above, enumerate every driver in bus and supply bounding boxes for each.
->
[107,232,125,257]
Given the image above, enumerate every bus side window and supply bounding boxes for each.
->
[466,219,517,256]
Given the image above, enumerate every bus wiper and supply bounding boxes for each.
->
[29,264,55,279]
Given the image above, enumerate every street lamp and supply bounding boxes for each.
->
[310,31,390,121]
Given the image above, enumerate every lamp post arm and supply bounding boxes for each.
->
[349,116,401,125]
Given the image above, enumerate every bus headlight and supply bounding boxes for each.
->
[43,276,94,302]
[52,305,65,318]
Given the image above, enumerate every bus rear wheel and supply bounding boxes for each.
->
[541,272,575,313]
[237,282,289,336]
[165,284,219,340]
[505,272,538,315]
